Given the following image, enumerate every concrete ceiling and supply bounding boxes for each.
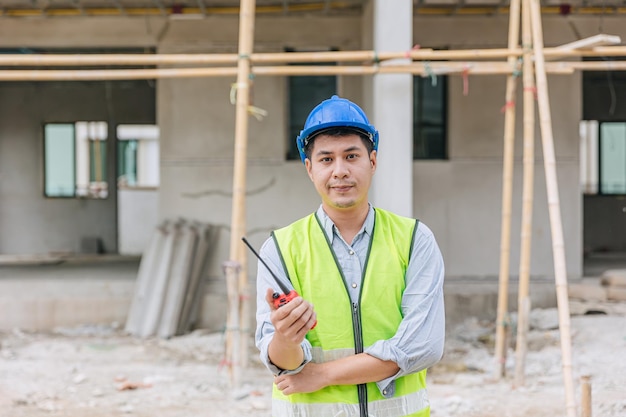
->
[0,1,360,17]
[0,0,625,18]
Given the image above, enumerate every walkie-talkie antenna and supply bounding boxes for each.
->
[242,236,317,329]
[241,237,290,294]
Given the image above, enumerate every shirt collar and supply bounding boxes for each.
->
[315,204,375,243]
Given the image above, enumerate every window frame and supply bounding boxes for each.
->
[598,121,626,195]
[413,74,448,160]
[43,123,77,198]
[43,121,109,199]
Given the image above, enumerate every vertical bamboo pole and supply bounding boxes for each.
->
[528,1,576,416]
[581,375,592,417]
[224,0,256,389]
[514,0,536,388]
[494,0,521,380]
[236,0,256,374]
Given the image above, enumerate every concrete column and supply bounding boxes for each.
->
[365,1,413,217]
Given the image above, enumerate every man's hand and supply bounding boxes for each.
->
[274,362,328,395]
[274,353,400,395]
[266,288,316,371]
[266,288,316,345]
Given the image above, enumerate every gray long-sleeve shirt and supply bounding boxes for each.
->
[254,204,445,397]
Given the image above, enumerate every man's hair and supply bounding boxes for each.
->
[304,127,374,162]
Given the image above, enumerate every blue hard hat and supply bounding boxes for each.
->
[296,95,379,163]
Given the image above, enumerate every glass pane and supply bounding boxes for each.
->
[118,140,138,187]
[414,126,446,159]
[421,81,445,125]
[600,122,626,194]
[89,140,107,183]
[579,120,599,194]
[414,76,447,160]
[44,124,75,197]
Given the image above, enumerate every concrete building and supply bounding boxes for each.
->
[1,1,625,331]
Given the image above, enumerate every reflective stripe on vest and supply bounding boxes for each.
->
[273,389,430,417]
[271,208,429,417]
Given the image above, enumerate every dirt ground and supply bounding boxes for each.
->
[1,300,625,417]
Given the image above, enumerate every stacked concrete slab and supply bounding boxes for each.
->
[569,269,626,302]
[124,219,218,339]
[601,270,626,302]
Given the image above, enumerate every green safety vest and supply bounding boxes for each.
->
[271,208,430,417]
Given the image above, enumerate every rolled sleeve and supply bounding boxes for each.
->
[254,237,313,375]
[365,222,446,395]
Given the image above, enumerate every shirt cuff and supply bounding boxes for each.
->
[266,341,313,376]
[365,340,407,398]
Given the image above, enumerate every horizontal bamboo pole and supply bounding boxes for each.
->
[0,63,513,80]
[12,59,626,81]
[1,45,626,67]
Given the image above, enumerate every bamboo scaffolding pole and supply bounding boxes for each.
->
[224,0,256,389]
[493,0,521,381]
[514,0,536,388]
[553,34,621,51]
[236,0,256,374]
[0,43,624,67]
[5,59,626,81]
[528,1,576,416]
[581,375,592,417]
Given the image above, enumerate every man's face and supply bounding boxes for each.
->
[305,133,377,212]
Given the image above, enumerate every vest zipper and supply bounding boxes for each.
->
[312,212,373,416]
[352,302,368,417]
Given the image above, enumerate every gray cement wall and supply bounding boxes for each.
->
[0,81,155,254]
[0,261,558,333]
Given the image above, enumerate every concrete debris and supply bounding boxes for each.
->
[528,308,560,331]
[53,323,119,337]
[570,271,626,302]
[1,303,625,417]
[72,373,87,384]
[601,269,626,287]
[116,378,152,391]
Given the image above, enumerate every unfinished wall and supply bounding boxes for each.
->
[0,81,155,254]
[2,12,624,330]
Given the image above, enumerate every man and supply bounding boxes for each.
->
[254,95,445,417]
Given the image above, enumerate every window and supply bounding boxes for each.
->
[580,121,626,195]
[600,122,626,194]
[44,124,76,197]
[286,48,337,161]
[413,75,447,160]
[118,140,138,186]
[582,57,626,195]
[117,125,160,188]
[44,121,108,198]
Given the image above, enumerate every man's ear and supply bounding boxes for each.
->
[369,150,377,171]
[305,158,314,180]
